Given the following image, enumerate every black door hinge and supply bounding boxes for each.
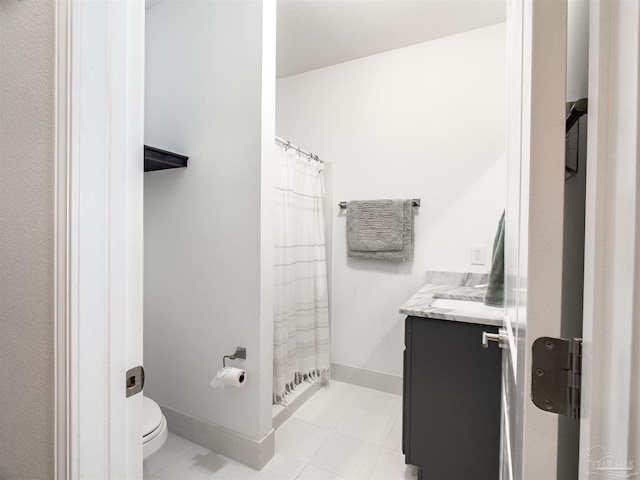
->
[531,337,582,419]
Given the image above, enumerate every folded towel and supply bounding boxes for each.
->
[347,199,414,261]
[347,199,405,252]
[484,211,505,307]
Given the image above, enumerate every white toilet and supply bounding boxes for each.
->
[143,396,168,459]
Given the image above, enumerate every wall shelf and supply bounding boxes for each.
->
[144,145,188,172]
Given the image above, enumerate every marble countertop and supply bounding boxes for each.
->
[399,271,503,327]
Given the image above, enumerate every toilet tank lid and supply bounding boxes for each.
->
[142,396,164,436]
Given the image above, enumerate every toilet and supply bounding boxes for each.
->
[143,396,168,459]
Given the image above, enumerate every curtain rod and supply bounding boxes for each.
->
[275,136,324,163]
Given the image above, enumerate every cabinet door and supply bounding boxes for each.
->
[406,317,501,479]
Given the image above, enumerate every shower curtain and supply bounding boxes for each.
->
[273,145,330,403]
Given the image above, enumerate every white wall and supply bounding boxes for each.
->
[277,23,506,377]
[144,0,273,441]
[567,0,589,102]
[0,0,55,477]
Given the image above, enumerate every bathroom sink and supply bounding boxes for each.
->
[429,297,503,315]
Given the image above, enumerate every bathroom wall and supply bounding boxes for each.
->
[277,23,507,378]
[144,0,274,446]
[0,0,55,477]
[567,0,589,103]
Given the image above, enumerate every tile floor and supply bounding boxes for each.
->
[144,381,417,480]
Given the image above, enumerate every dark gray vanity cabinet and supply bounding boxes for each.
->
[403,316,502,480]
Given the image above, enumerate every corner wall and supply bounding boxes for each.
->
[144,0,273,449]
[0,0,55,477]
[276,23,507,378]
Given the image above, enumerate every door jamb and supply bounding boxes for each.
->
[54,2,145,478]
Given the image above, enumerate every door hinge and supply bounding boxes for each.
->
[126,365,145,398]
[531,337,582,419]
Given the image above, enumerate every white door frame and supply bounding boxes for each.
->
[579,1,640,477]
[503,0,567,478]
[54,1,145,478]
[53,0,640,478]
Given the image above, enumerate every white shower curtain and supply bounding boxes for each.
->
[273,145,330,403]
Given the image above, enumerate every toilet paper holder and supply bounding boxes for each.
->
[223,347,246,367]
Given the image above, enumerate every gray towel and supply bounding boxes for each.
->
[484,211,505,307]
[347,199,414,261]
[348,199,405,252]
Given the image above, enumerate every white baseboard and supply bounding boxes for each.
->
[330,363,403,395]
[159,404,274,470]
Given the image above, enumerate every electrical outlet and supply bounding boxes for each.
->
[471,245,486,265]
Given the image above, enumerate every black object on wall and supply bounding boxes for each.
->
[565,98,588,180]
[144,145,188,172]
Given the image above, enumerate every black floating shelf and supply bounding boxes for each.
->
[144,145,188,172]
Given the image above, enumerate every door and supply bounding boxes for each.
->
[501,0,568,478]
[499,2,640,479]
[55,1,145,478]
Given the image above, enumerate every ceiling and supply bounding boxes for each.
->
[277,0,506,78]
[146,1,506,78]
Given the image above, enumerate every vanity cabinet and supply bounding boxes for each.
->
[403,316,502,480]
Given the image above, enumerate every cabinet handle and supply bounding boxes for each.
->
[482,329,509,349]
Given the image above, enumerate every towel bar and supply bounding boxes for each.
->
[338,199,420,210]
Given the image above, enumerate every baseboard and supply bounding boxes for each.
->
[272,381,322,430]
[159,404,274,470]
[330,363,403,395]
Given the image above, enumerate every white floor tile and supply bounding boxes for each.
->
[384,417,403,452]
[151,462,204,480]
[369,447,418,480]
[206,464,259,480]
[144,453,173,479]
[250,454,306,480]
[292,396,350,431]
[177,448,239,477]
[173,442,215,470]
[361,391,403,419]
[295,464,347,480]
[335,406,395,445]
[309,431,383,479]
[145,383,409,480]
[157,433,201,462]
[315,382,375,407]
[275,418,332,462]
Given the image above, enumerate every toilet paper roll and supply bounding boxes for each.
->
[210,367,246,389]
